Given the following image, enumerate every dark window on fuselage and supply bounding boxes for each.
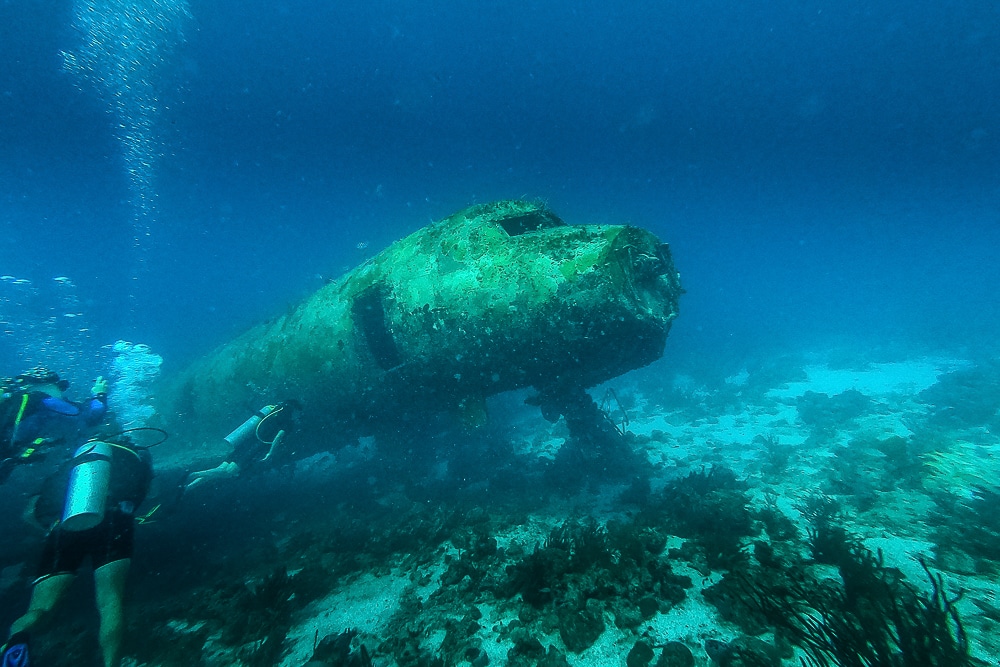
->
[352,284,401,369]
[497,209,567,236]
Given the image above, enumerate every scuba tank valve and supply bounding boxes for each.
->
[62,440,113,531]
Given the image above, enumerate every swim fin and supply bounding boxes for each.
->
[1,631,30,667]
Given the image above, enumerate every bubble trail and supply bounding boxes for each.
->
[61,0,192,299]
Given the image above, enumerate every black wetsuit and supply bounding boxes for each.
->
[0,390,108,483]
[31,443,152,580]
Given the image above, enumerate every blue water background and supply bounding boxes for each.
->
[1,0,998,382]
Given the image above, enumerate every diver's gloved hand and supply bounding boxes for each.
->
[91,376,108,397]
[184,461,240,491]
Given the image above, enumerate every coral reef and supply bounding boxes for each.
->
[929,484,1000,574]
[499,517,691,652]
[918,362,1000,432]
[796,390,872,434]
[756,433,796,476]
[654,466,758,570]
[31,354,994,667]
[733,515,974,667]
[307,629,373,667]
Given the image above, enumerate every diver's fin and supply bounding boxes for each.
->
[1,631,31,667]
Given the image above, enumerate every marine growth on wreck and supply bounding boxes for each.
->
[157,200,682,456]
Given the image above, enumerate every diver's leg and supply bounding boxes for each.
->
[94,558,130,667]
[8,572,75,636]
[184,460,240,490]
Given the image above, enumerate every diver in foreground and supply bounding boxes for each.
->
[2,433,153,667]
[183,399,300,491]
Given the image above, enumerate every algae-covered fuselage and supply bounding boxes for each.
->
[159,201,682,450]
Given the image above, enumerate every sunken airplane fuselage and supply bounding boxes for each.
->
[160,201,682,449]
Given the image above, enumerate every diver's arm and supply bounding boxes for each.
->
[82,376,109,424]
[83,395,108,423]
[261,429,287,463]
[37,393,106,425]
[39,395,81,416]
[19,496,49,533]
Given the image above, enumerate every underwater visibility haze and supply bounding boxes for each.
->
[1,1,1000,666]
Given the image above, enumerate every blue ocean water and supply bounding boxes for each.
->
[3,4,1000,664]
[2,0,997,379]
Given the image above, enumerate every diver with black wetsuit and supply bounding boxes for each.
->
[2,435,153,667]
[183,399,300,490]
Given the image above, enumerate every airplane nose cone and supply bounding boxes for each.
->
[610,227,682,324]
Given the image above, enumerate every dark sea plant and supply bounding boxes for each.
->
[918,362,1000,431]
[929,484,1000,573]
[736,516,974,667]
[499,516,690,652]
[757,432,795,475]
[796,390,872,433]
[655,466,757,569]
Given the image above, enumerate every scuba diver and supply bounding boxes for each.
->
[183,400,301,491]
[1,432,154,667]
[0,367,108,484]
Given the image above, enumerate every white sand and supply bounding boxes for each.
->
[280,568,413,666]
[767,358,966,400]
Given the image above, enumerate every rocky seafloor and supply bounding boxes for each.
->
[13,352,1000,667]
